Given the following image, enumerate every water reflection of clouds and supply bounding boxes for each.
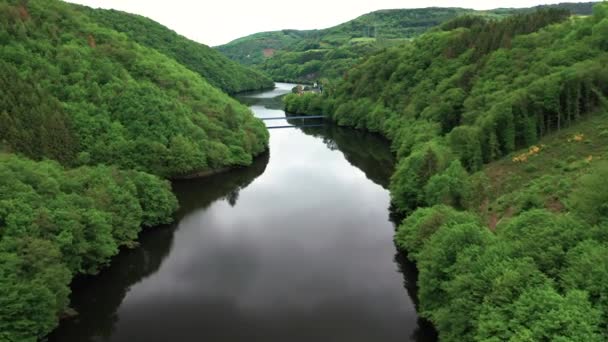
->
[242,82,293,99]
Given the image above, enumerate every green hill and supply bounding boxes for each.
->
[0,0,269,178]
[285,4,608,340]
[0,153,178,341]
[0,1,271,339]
[76,6,274,94]
[218,7,474,82]
[218,3,596,83]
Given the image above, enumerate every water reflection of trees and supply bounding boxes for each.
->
[171,151,269,215]
[295,123,395,189]
[394,253,439,342]
[48,152,269,342]
[235,93,285,110]
[297,121,438,341]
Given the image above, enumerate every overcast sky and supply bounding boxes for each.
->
[65,0,597,46]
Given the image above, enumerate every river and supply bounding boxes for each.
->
[48,83,437,342]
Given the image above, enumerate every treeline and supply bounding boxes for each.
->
[0,154,178,341]
[0,0,269,178]
[219,3,596,83]
[258,8,477,82]
[284,92,326,116]
[217,30,308,66]
[221,8,476,83]
[77,6,274,94]
[259,41,381,83]
[285,5,608,340]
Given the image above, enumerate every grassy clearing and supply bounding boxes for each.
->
[480,112,608,227]
[350,37,376,43]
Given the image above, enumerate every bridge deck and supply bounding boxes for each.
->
[260,115,325,121]
[267,124,325,129]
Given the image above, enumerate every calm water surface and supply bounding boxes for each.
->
[49,83,436,342]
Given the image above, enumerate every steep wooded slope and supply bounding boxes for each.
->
[77,6,274,94]
[218,3,596,82]
[0,0,269,178]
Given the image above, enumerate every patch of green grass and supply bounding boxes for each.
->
[350,37,377,43]
[480,112,608,221]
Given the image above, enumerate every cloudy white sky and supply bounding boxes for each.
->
[65,0,597,46]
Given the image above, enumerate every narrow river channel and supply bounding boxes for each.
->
[49,83,437,342]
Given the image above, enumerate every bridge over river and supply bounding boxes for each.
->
[261,115,326,121]
[261,115,326,129]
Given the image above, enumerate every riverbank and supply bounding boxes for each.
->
[170,150,271,180]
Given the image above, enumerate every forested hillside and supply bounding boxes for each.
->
[218,3,596,83]
[218,8,473,82]
[0,0,269,178]
[0,0,269,340]
[285,4,608,340]
[76,6,274,94]
[0,154,178,341]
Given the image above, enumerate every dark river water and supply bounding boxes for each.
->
[48,83,437,342]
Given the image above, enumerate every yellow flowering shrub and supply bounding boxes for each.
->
[512,145,542,163]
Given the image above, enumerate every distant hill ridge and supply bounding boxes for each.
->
[75,5,274,94]
[216,2,596,82]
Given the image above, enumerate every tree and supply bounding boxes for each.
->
[438,250,548,341]
[424,160,471,209]
[417,222,494,316]
[448,126,483,171]
[561,240,608,331]
[569,162,608,224]
[496,209,591,278]
[476,287,603,341]
[395,205,480,261]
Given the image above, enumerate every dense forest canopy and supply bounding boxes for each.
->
[218,8,474,82]
[217,3,596,83]
[0,154,178,341]
[285,4,608,340]
[0,0,269,178]
[76,6,274,94]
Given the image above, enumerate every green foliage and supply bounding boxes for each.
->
[284,93,324,115]
[409,208,604,341]
[77,6,274,94]
[561,240,608,332]
[217,30,307,66]
[394,205,480,261]
[219,4,595,83]
[219,8,476,82]
[390,140,453,213]
[0,237,71,342]
[476,287,603,341]
[301,5,608,176]
[0,0,269,177]
[423,160,471,208]
[0,154,177,341]
[448,126,483,171]
[124,170,178,227]
[417,222,494,316]
[569,161,608,224]
[496,209,591,278]
[0,62,77,164]
[439,247,549,341]
[494,174,573,216]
